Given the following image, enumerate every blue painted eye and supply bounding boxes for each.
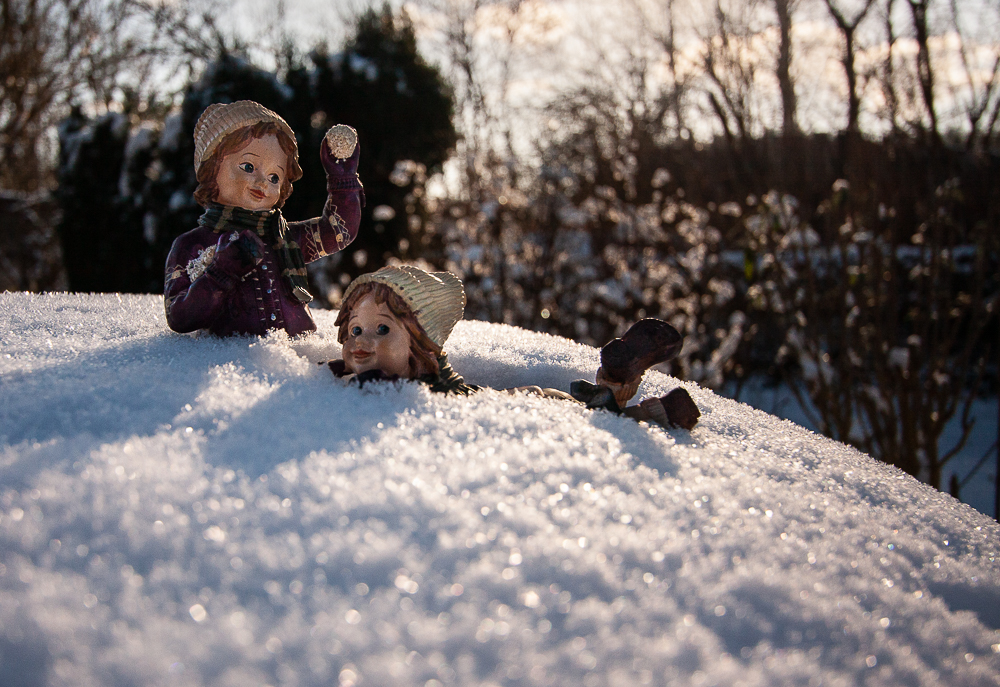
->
[351,326,362,336]
[268,174,280,184]
[239,162,255,173]
[376,324,390,335]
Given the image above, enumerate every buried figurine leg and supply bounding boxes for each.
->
[622,388,701,430]
[597,318,683,407]
[571,318,684,410]
[569,319,699,429]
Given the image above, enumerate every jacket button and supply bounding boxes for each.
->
[270,314,277,321]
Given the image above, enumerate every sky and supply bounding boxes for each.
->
[2,292,999,686]
[201,0,1000,142]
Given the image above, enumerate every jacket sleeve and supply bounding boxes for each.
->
[163,232,237,333]
[286,185,363,264]
[288,127,365,264]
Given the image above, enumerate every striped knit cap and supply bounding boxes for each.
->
[344,266,465,348]
[193,100,298,174]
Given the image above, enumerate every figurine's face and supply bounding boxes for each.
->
[342,295,412,378]
[214,134,286,211]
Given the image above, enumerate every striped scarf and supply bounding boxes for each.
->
[420,354,480,395]
[198,204,312,303]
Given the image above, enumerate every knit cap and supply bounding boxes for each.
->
[193,100,297,173]
[344,266,465,348]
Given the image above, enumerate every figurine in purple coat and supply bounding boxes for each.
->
[164,100,364,337]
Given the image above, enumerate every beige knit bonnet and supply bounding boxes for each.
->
[193,100,298,174]
[344,266,466,349]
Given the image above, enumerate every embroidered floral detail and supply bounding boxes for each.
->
[328,208,350,250]
[186,244,218,282]
[302,220,327,259]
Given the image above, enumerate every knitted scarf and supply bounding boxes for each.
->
[198,204,313,303]
[328,353,479,396]
[420,354,480,395]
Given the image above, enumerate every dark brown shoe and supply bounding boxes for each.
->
[569,380,622,412]
[600,319,683,384]
[634,388,700,429]
[661,387,700,429]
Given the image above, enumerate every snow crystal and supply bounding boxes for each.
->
[1,293,998,686]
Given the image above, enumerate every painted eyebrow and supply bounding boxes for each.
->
[240,152,284,173]
[238,154,284,178]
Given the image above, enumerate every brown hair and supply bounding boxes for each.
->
[335,282,441,378]
[194,121,303,209]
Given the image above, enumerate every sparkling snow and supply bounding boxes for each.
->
[1,292,998,687]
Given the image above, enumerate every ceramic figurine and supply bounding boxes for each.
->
[328,266,700,430]
[327,265,476,394]
[164,100,364,337]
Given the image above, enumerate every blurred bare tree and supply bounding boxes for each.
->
[0,190,65,290]
[773,0,798,138]
[906,0,941,145]
[0,0,225,289]
[0,0,227,193]
[822,0,878,138]
[945,0,1000,152]
[411,0,562,323]
[696,0,770,148]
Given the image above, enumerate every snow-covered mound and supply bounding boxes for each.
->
[1,292,998,687]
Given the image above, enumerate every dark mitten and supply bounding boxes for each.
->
[208,230,264,283]
[321,124,365,204]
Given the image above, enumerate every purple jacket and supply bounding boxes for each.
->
[163,190,361,337]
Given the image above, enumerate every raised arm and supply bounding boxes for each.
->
[289,128,365,263]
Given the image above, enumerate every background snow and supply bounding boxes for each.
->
[721,377,1000,519]
[1,293,999,687]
